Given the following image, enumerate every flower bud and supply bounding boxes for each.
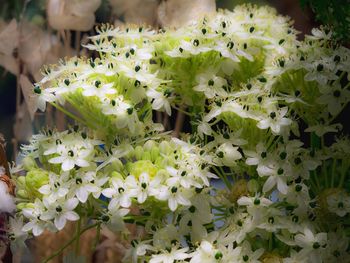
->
[144,140,157,151]
[150,147,160,162]
[134,146,144,160]
[111,171,123,180]
[141,151,152,161]
[17,176,26,186]
[16,202,26,210]
[247,179,259,194]
[128,160,157,178]
[16,189,28,199]
[159,141,172,155]
[22,156,37,171]
[25,169,49,193]
[110,159,124,171]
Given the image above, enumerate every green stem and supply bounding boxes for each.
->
[42,222,99,263]
[330,158,337,188]
[92,223,101,252]
[268,232,274,251]
[50,102,88,126]
[75,218,81,255]
[338,159,347,188]
[212,166,231,189]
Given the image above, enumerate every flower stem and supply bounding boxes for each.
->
[92,223,101,252]
[330,158,337,187]
[50,102,88,126]
[212,166,231,189]
[42,222,99,263]
[75,218,81,255]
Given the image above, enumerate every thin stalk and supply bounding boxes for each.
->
[212,166,231,189]
[42,222,99,263]
[330,158,337,187]
[338,159,347,188]
[50,102,88,126]
[75,218,81,255]
[92,223,101,252]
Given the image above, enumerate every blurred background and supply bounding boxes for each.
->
[0,0,348,160]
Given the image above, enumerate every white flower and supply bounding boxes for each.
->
[157,184,192,211]
[48,142,94,171]
[35,87,57,112]
[214,143,242,167]
[257,107,292,134]
[153,224,180,250]
[305,123,342,137]
[179,194,213,243]
[105,204,129,231]
[22,200,49,236]
[197,120,212,138]
[258,165,290,195]
[150,246,189,263]
[327,190,350,217]
[147,88,172,116]
[317,84,350,116]
[190,240,220,263]
[295,228,327,251]
[194,72,228,99]
[126,173,164,204]
[238,241,264,263]
[213,40,240,62]
[38,172,70,204]
[8,216,28,251]
[73,171,107,203]
[237,196,273,222]
[41,197,80,230]
[102,177,133,208]
[82,82,116,99]
[166,167,202,189]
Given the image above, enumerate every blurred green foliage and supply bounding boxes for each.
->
[300,0,350,42]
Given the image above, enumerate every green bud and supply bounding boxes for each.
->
[22,156,37,171]
[127,160,157,178]
[247,179,259,194]
[144,140,157,151]
[25,169,49,193]
[134,146,144,160]
[26,203,35,209]
[159,141,172,155]
[17,176,26,186]
[110,159,123,171]
[150,147,160,163]
[155,157,166,167]
[141,151,152,161]
[111,171,123,180]
[16,203,27,210]
[16,189,29,199]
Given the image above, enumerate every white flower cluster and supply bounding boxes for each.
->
[13,129,215,237]
[9,4,350,263]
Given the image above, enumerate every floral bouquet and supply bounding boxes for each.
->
[4,4,350,263]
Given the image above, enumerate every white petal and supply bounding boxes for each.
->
[263,176,276,193]
[62,159,75,171]
[76,188,89,203]
[65,198,79,210]
[64,211,80,221]
[54,215,66,230]
[168,198,178,211]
